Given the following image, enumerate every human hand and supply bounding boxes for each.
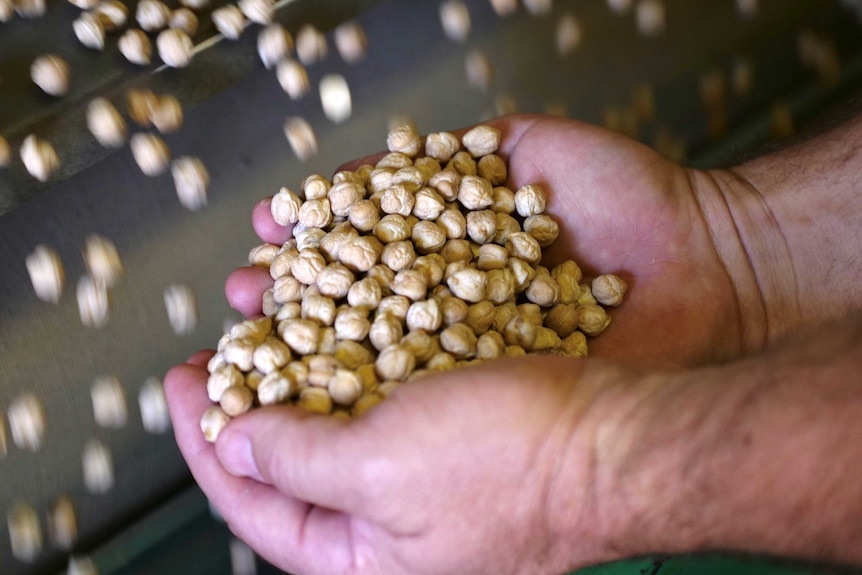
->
[166,350,644,574]
[231,114,762,368]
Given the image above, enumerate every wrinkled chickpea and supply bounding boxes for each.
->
[212,5,244,40]
[592,274,628,306]
[258,24,293,69]
[277,59,310,100]
[20,134,60,182]
[119,30,152,66]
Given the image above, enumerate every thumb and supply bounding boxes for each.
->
[215,404,390,516]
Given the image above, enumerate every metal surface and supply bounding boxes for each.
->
[1,1,862,574]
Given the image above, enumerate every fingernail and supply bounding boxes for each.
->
[217,431,263,481]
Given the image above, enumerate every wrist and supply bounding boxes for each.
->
[539,360,671,571]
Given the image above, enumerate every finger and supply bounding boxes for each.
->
[163,363,355,574]
[225,266,273,318]
[252,198,293,245]
[215,406,382,516]
[187,349,215,368]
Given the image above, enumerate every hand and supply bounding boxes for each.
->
[229,114,763,368]
[166,350,643,574]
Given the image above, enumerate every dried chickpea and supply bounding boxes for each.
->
[440,239,473,264]
[493,212,520,245]
[223,337,256,371]
[328,369,363,406]
[526,274,561,307]
[381,240,417,272]
[493,301,518,333]
[439,323,477,358]
[592,274,627,306]
[374,214,412,243]
[20,134,59,182]
[63,21,98,58]
[400,330,439,363]
[507,232,542,264]
[297,387,332,414]
[212,5,244,40]
[87,98,127,148]
[301,294,336,326]
[334,307,371,341]
[391,269,427,301]
[8,502,41,562]
[477,154,507,185]
[284,116,318,161]
[82,439,114,493]
[376,152,413,170]
[439,0,471,42]
[446,267,486,303]
[258,371,293,405]
[578,284,598,307]
[248,243,279,267]
[462,125,501,157]
[375,343,416,381]
[238,0,273,24]
[164,284,197,335]
[157,29,193,68]
[253,338,291,374]
[465,48,493,91]
[277,59,310,100]
[295,24,327,65]
[448,151,477,176]
[439,296,469,326]
[367,318,402,357]
[406,298,442,332]
[334,21,367,63]
[578,304,611,336]
[130,133,170,176]
[334,340,375,370]
[523,214,559,247]
[137,0,169,31]
[77,275,110,328]
[466,300,496,335]
[31,54,70,96]
[545,303,579,338]
[492,186,516,214]
[48,495,77,550]
[201,406,230,442]
[338,235,382,272]
[258,24,293,69]
[458,175,494,210]
[26,244,65,303]
[514,184,547,217]
[466,209,497,244]
[8,393,46,451]
[95,0,129,31]
[504,315,538,350]
[428,168,461,201]
[386,124,421,157]
[476,330,506,359]
[169,8,198,36]
[380,185,415,217]
[485,268,515,304]
[91,375,127,428]
[561,330,588,357]
[150,94,183,133]
[278,318,320,355]
[220,385,254,416]
[426,351,456,371]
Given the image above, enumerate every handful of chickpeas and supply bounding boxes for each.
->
[201,124,627,441]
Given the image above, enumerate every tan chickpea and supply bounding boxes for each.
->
[476,243,508,271]
[477,154,507,185]
[514,184,547,217]
[523,214,560,247]
[591,274,627,306]
[338,235,383,272]
[561,331,588,357]
[373,214,411,243]
[466,300,495,335]
[381,240,417,272]
[507,232,542,264]
[278,318,320,355]
[466,209,497,244]
[220,385,254,416]
[369,313,404,351]
[297,387,332,414]
[439,323,477,358]
[446,267,486,303]
[484,268,514,305]
[518,303,544,326]
[526,274,561,307]
[503,315,538,349]
[533,327,562,352]
[295,23,328,65]
[248,243,279,267]
[400,330,438,364]
[334,341,375,371]
[406,298,442,332]
[230,317,272,342]
[458,174,493,209]
[365,266,395,297]
[119,29,152,65]
[407,221,444,254]
[376,152,413,170]
[207,364,243,402]
[426,351,456,371]
[315,263,355,298]
[252,337,291,374]
[327,369,362,406]
[545,303,580,338]
[301,294,336,326]
[436,208,467,239]
[438,296,468,326]
[334,307,371,341]
[426,169,460,202]
[439,239,472,264]
[491,186,516,214]
[258,371,295,406]
[352,393,383,416]
[328,181,364,217]
[412,187,446,220]
[375,343,416,381]
[578,283,598,307]
[447,150,478,176]
[493,301,518,333]
[476,330,506,359]
[386,124,422,157]
[391,166,426,191]
[462,125,501,157]
[390,269,427,301]
[334,21,367,63]
[20,134,60,182]
[493,213,520,246]
[367,168,395,194]
[578,304,611,336]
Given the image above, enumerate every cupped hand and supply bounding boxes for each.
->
[230,114,759,368]
[166,350,642,575]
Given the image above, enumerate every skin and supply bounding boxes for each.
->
[166,115,862,574]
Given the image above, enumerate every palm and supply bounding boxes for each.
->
[501,117,744,367]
